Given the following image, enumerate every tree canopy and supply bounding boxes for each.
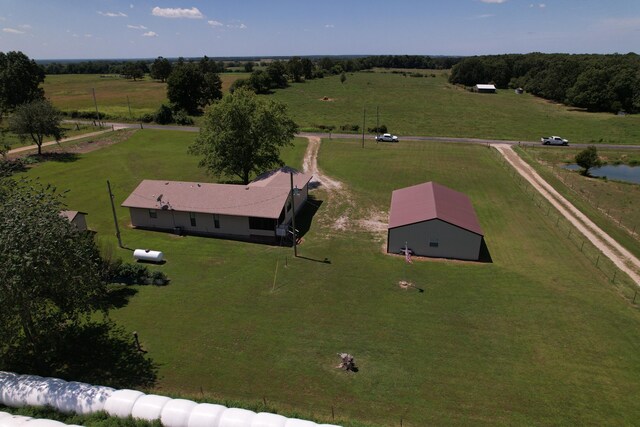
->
[8,99,65,155]
[189,88,298,184]
[0,179,105,364]
[449,53,640,113]
[150,56,172,82]
[0,51,45,112]
[575,146,602,176]
[167,63,222,115]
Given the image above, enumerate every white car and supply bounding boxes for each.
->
[375,133,399,143]
[541,136,569,146]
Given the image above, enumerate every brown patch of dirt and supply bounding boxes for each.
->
[320,97,335,102]
[58,130,136,154]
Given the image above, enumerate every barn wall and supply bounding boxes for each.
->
[388,219,482,260]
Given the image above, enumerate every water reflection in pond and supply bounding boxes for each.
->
[562,164,640,184]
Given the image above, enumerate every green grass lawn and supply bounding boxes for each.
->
[515,145,640,260]
[42,73,249,120]
[2,122,103,150]
[269,71,640,145]
[15,131,640,426]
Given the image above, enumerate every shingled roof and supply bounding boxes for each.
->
[388,182,483,236]
[121,168,312,219]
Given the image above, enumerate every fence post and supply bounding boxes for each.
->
[596,255,600,267]
[580,241,584,252]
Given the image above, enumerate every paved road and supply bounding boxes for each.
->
[65,120,640,150]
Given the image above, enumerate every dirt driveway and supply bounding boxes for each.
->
[493,143,640,287]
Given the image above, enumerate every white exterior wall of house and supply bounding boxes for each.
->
[388,219,482,261]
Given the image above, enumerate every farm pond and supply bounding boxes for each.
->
[562,164,640,184]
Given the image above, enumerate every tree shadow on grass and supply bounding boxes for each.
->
[98,285,139,310]
[27,152,80,164]
[3,320,158,389]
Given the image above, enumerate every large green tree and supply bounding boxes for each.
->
[189,88,298,184]
[150,56,172,82]
[8,99,65,155]
[0,179,106,365]
[0,51,45,111]
[167,63,222,115]
[575,146,602,176]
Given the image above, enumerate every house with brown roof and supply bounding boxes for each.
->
[387,182,484,261]
[122,167,312,243]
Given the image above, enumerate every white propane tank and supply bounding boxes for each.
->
[133,249,164,263]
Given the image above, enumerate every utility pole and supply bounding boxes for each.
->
[107,180,123,248]
[376,105,379,140]
[289,172,298,257]
[362,107,366,148]
[127,96,133,119]
[92,88,102,128]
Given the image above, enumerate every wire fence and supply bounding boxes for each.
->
[518,144,640,242]
[491,146,640,306]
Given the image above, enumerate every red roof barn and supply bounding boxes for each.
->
[387,182,484,261]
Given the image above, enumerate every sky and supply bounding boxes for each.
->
[0,0,638,60]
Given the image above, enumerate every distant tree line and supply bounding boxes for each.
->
[449,53,640,113]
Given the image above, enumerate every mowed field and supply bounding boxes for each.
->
[42,73,249,119]
[42,71,640,145]
[270,71,640,145]
[17,130,640,426]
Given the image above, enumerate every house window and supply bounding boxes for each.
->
[213,214,220,229]
[429,239,439,248]
[249,217,276,231]
[190,212,197,227]
[149,209,157,219]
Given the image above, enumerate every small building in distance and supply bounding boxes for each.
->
[474,84,497,93]
[60,210,89,232]
[122,167,312,244]
[387,182,484,261]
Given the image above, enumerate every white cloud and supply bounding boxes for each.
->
[151,7,203,19]
[98,11,128,17]
[3,27,24,34]
[529,3,546,8]
[472,14,495,19]
[480,0,507,3]
[130,4,134,8]
[18,24,31,29]
[208,20,223,27]
[84,34,93,38]
[325,24,334,28]
[226,22,247,29]
[142,31,159,37]
[128,24,148,30]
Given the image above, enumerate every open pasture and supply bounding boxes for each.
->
[15,131,640,426]
[42,73,249,119]
[270,71,640,145]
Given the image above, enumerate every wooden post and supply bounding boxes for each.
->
[580,241,584,252]
[634,290,637,304]
[127,95,133,119]
[362,107,366,148]
[92,88,102,127]
[107,180,123,248]
[290,172,297,257]
[596,255,600,267]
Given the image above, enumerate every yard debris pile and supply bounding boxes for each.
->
[336,353,357,372]
[398,280,414,290]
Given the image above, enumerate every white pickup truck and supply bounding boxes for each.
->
[541,136,569,146]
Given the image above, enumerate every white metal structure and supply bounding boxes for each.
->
[133,249,164,262]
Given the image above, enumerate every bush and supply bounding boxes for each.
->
[139,113,154,123]
[173,110,194,126]
[368,125,388,134]
[0,158,27,177]
[106,259,169,286]
[153,104,174,125]
[339,124,360,132]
